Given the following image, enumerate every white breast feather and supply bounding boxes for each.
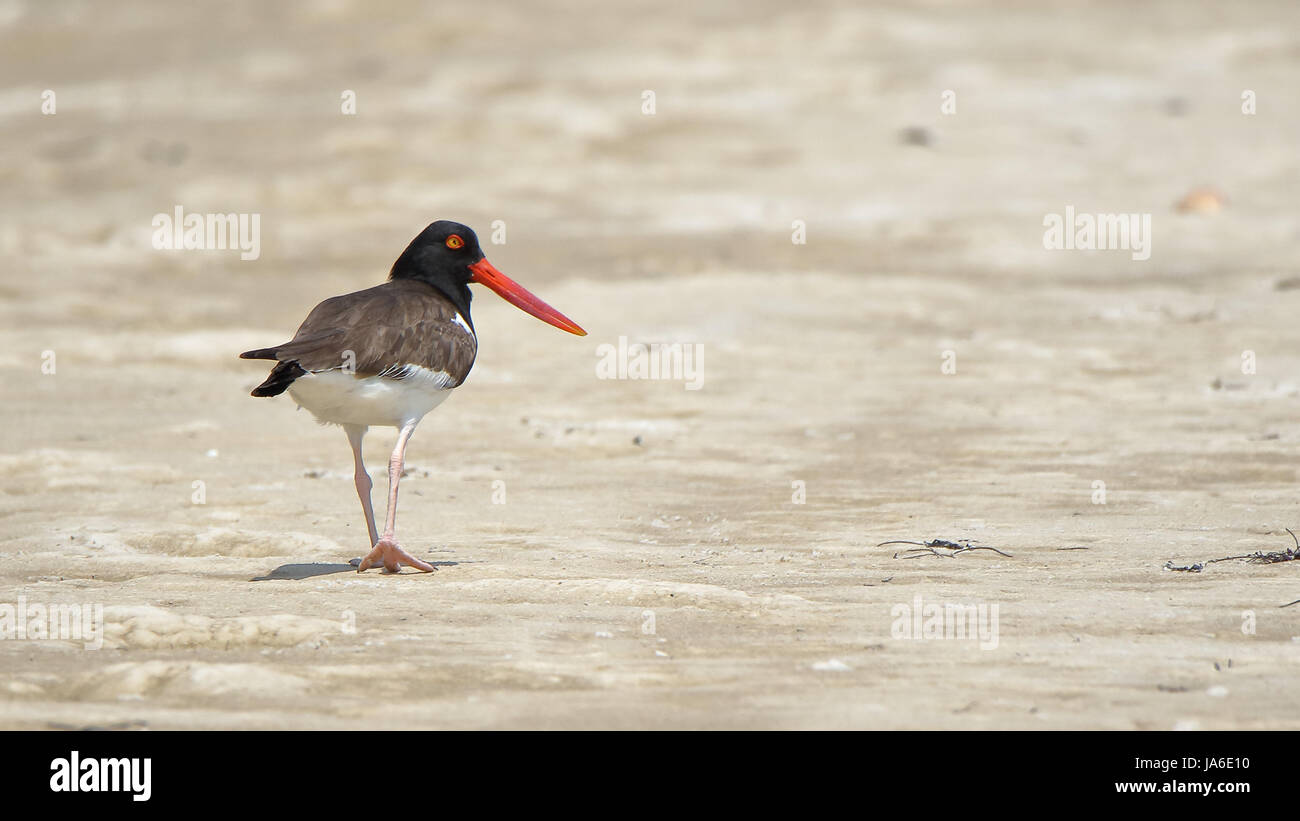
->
[287,366,456,428]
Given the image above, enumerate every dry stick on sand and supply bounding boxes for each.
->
[1166,528,1300,572]
[878,539,1013,559]
[1164,529,1300,606]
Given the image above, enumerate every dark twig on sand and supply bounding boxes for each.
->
[879,539,968,550]
[1165,530,1300,607]
[1167,528,1300,572]
[879,538,1013,559]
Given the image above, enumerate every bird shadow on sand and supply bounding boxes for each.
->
[251,560,461,581]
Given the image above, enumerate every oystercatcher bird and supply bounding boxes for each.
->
[240,220,585,573]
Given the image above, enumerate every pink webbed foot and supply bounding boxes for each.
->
[355,539,436,573]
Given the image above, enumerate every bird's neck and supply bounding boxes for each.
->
[389,268,475,329]
[441,281,474,328]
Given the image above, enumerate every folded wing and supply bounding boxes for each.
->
[240,280,478,397]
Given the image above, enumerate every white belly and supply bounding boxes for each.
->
[287,368,455,428]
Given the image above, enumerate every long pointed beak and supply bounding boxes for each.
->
[468,258,586,336]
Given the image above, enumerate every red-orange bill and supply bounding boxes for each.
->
[468,258,586,336]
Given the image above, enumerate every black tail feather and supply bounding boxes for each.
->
[250,360,307,397]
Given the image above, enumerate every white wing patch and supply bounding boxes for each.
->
[375,363,458,388]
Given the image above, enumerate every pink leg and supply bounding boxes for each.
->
[356,420,435,573]
[344,425,378,549]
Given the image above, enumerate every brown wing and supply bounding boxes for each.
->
[241,280,477,397]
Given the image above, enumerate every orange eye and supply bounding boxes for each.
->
[446,235,464,250]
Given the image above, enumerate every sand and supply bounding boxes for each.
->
[2,0,1299,729]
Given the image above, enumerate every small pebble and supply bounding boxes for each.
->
[899,126,931,147]
[812,659,852,672]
